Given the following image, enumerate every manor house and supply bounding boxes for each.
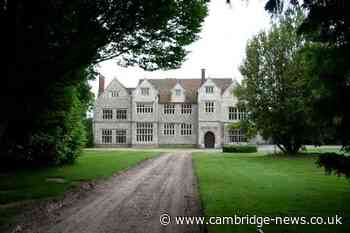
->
[93,69,257,148]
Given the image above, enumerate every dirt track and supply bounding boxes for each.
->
[19,152,203,233]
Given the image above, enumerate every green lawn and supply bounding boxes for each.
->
[0,150,159,227]
[193,152,350,233]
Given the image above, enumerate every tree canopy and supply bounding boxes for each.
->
[1,0,208,166]
[264,0,350,175]
[264,0,350,148]
[236,9,324,154]
[265,0,350,48]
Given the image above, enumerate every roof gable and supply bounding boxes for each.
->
[99,78,129,98]
[170,83,186,102]
[212,79,234,94]
[139,78,232,103]
[172,82,185,91]
[222,80,238,98]
[199,78,219,92]
[133,79,157,94]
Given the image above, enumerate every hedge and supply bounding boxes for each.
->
[223,144,258,153]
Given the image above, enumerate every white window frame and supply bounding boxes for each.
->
[141,88,150,96]
[108,91,118,98]
[136,122,153,142]
[229,107,238,120]
[181,104,192,114]
[181,123,192,136]
[116,109,127,120]
[205,86,214,94]
[102,129,112,144]
[228,129,246,143]
[102,109,113,120]
[229,107,247,120]
[175,89,181,96]
[205,102,215,113]
[163,123,175,136]
[136,103,153,114]
[115,129,127,144]
[164,104,175,114]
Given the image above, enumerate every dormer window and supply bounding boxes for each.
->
[141,88,149,96]
[205,86,214,94]
[175,89,181,96]
[108,91,118,98]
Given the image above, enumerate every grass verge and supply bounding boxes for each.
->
[0,150,159,227]
[193,152,350,233]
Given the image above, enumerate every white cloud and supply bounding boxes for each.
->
[90,0,271,96]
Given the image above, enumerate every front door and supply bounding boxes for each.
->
[204,132,215,148]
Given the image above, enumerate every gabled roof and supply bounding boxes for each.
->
[101,78,128,96]
[138,78,233,103]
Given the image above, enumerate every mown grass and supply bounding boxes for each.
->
[0,150,159,227]
[193,152,350,233]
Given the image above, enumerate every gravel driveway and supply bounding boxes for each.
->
[19,152,203,233]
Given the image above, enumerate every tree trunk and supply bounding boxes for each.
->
[277,144,287,153]
[281,142,301,155]
[276,136,302,155]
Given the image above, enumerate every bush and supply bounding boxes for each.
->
[0,86,87,170]
[223,144,258,153]
[84,117,94,148]
[317,153,350,178]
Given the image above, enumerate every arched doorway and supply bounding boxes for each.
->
[204,132,215,148]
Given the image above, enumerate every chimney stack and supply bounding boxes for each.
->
[201,68,206,84]
[98,75,105,97]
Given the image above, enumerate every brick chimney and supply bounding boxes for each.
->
[201,68,206,84]
[98,75,105,97]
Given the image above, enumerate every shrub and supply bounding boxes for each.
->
[84,117,94,148]
[0,87,87,169]
[317,153,350,178]
[223,144,257,153]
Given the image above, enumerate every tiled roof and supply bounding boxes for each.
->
[139,78,232,103]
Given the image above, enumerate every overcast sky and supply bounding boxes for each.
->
[90,0,271,96]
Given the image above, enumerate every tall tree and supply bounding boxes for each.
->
[265,0,350,176]
[237,9,320,154]
[265,0,350,151]
[1,1,208,165]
